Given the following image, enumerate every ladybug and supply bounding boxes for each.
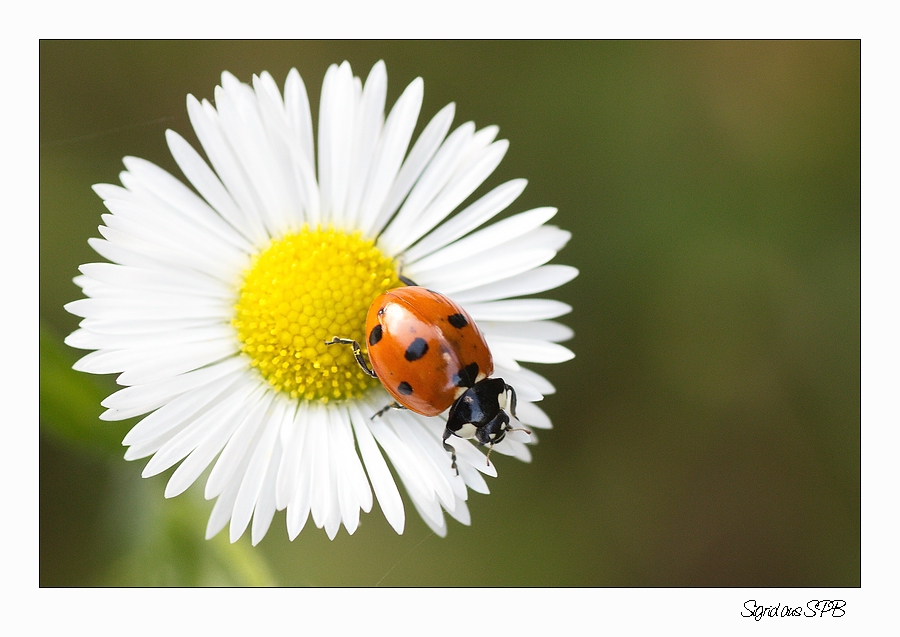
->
[326,285,525,472]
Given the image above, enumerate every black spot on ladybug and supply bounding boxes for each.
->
[397,381,413,395]
[368,324,383,346]
[405,337,429,362]
[452,362,480,388]
[447,313,468,329]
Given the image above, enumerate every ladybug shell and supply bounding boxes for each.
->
[365,287,493,416]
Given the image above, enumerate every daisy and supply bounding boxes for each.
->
[65,61,577,544]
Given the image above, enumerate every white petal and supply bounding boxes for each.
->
[229,394,289,542]
[489,336,575,364]
[333,406,373,518]
[165,129,258,246]
[214,78,289,238]
[120,368,247,446]
[408,490,447,537]
[275,402,307,510]
[284,69,316,184]
[91,182,130,202]
[356,77,424,235]
[78,262,234,300]
[251,435,282,546]
[390,139,509,255]
[444,495,471,526]
[515,400,553,430]
[506,224,572,255]
[85,237,168,274]
[494,377,540,408]
[283,68,320,222]
[317,62,356,226]
[407,207,557,274]
[67,322,234,352]
[489,348,522,373]
[366,406,436,506]
[450,264,579,303]
[94,222,236,284]
[141,377,260,478]
[94,340,237,386]
[377,121,475,252]
[100,357,246,420]
[186,95,269,246]
[79,316,221,337]
[329,416,360,535]
[244,73,307,233]
[481,320,575,342]
[65,296,231,322]
[413,248,557,296]
[401,178,526,263]
[343,61,387,228]
[491,437,532,463]
[252,73,312,228]
[498,364,557,398]
[349,403,405,534]
[307,404,335,531]
[377,101,455,228]
[391,412,456,511]
[465,299,572,322]
[117,155,253,254]
[164,395,248,499]
[205,448,251,540]
[457,460,490,495]
[287,404,325,539]
[205,386,274,499]
[123,424,187,461]
[442,435,498,477]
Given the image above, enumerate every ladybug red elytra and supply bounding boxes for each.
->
[326,285,525,471]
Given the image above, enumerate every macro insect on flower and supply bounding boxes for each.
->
[326,283,529,473]
[65,60,578,544]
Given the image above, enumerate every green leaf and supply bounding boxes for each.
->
[39,321,131,456]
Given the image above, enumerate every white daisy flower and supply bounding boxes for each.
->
[65,61,577,544]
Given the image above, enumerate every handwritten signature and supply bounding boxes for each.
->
[741,599,846,620]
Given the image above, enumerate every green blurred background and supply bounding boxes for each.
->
[40,41,860,586]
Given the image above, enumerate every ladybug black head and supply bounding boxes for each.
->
[444,377,517,445]
[441,378,528,473]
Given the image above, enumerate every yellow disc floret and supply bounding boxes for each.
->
[233,226,401,402]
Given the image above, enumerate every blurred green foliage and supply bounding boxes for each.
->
[40,322,276,586]
[40,322,129,455]
[102,492,276,587]
[40,40,859,587]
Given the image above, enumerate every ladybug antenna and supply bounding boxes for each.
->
[483,425,533,467]
[394,261,417,287]
[398,273,418,287]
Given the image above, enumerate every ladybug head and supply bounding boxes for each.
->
[441,378,530,473]
[444,377,518,446]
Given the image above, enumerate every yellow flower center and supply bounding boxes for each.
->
[233,226,401,402]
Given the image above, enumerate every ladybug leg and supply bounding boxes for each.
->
[323,337,377,378]
[371,402,406,420]
[442,428,460,475]
[506,383,518,420]
[501,386,532,438]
